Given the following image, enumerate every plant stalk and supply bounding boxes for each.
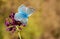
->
[16,26,21,39]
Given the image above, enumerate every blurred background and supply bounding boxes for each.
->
[0,0,60,39]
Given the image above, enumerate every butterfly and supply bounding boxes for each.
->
[14,4,35,25]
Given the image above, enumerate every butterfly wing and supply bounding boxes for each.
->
[18,4,35,17]
[20,18,28,25]
[14,12,28,25]
[18,4,27,13]
[26,7,35,16]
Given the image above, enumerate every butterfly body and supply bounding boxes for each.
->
[14,4,35,25]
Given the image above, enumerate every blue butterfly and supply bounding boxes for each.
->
[14,4,35,25]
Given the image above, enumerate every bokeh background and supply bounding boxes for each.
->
[0,0,60,39]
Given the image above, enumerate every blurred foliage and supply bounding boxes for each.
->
[1,0,60,39]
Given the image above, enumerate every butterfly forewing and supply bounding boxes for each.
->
[18,4,35,16]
